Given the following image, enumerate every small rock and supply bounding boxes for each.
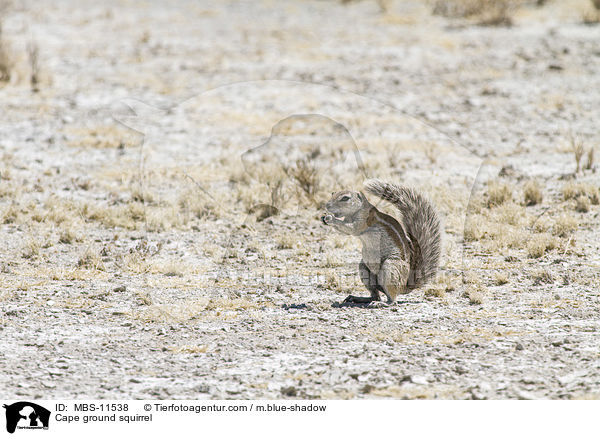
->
[454,365,467,375]
[479,382,492,392]
[516,390,539,400]
[557,372,580,386]
[196,384,210,393]
[281,386,297,397]
[410,375,428,385]
[498,165,517,178]
[515,342,524,351]
[360,384,375,394]
[470,389,487,400]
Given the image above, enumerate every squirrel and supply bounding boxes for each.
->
[321,179,441,304]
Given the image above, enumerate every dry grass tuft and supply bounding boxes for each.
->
[27,40,39,92]
[178,189,216,221]
[585,147,595,170]
[463,215,484,242]
[59,227,81,244]
[2,203,18,224]
[276,233,296,249]
[325,272,345,294]
[425,274,457,298]
[432,0,518,26]
[324,254,345,268]
[43,196,80,225]
[485,181,512,208]
[77,248,105,271]
[570,133,585,173]
[134,298,267,323]
[531,215,551,233]
[562,181,599,205]
[151,260,189,277]
[84,202,146,230]
[170,344,208,354]
[523,180,543,206]
[532,269,553,285]
[0,20,12,83]
[425,286,446,298]
[567,132,596,172]
[424,143,438,164]
[22,239,40,259]
[285,157,320,206]
[495,202,525,226]
[575,195,590,213]
[493,271,509,286]
[66,125,139,149]
[527,233,557,258]
[464,285,484,305]
[552,213,578,238]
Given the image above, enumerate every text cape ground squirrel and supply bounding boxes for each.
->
[322,179,442,304]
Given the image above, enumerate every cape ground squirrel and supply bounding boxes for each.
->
[321,179,441,304]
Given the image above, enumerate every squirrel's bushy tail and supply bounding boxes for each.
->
[364,179,441,286]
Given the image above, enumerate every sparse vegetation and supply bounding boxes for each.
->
[0,1,12,83]
[575,195,590,213]
[583,0,600,24]
[493,271,509,286]
[527,233,557,258]
[59,227,79,244]
[0,22,12,83]
[568,132,595,174]
[552,213,578,238]
[286,158,320,206]
[464,286,484,305]
[532,269,553,285]
[585,147,595,170]
[562,181,599,205]
[432,0,518,26]
[21,238,40,259]
[424,285,446,298]
[2,0,599,402]
[77,248,105,271]
[424,143,438,164]
[523,180,543,206]
[485,181,512,208]
[27,40,39,92]
[276,233,295,249]
[570,133,585,174]
[178,188,216,221]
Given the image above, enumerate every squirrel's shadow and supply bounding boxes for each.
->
[332,300,418,309]
[280,301,418,311]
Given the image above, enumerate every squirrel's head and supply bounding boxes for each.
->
[324,190,369,218]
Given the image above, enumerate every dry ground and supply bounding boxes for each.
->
[1,0,599,399]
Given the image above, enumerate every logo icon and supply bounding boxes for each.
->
[3,402,50,434]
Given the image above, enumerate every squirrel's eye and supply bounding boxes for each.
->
[340,196,350,202]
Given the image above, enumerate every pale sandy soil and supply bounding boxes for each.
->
[1,0,599,399]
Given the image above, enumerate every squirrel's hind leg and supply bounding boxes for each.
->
[342,262,382,304]
[378,257,410,303]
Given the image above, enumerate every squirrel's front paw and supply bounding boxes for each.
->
[321,213,334,225]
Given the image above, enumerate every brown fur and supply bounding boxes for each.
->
[322,179,441,303]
